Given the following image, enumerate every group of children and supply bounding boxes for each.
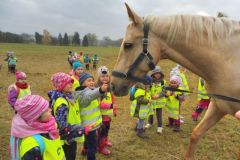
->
[8,59,116,160]
[130,64,211,139]
[68,51,99,70]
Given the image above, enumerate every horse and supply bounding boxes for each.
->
[111,3,240,160]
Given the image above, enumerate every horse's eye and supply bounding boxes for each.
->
[124,43,133,49]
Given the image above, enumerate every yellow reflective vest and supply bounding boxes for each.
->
[165,87,183,119]
[16,85,31,100]
[197,78,209,100]
[100,92,113,116]
[71,75,80,91]
[80,99,102,129]
[53,97,84,143]
[151,81,166,109]
[20,136,65,160]
[179,72,189,94]
[130,88,152,119]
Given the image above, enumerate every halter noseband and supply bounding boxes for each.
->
[112,23,155,85]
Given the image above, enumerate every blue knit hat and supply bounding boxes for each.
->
[79,73,94,85]
[73,61,83,71]
[143,75,153,85]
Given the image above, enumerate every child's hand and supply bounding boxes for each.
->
[84,123,96,135]
[235,111,240,120]
[152,95,159,100]
[101,83,108,92]
[113,108,117,117]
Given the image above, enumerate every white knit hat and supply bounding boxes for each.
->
[97,66,109,76]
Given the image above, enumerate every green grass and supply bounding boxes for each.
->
[0,43,239,160]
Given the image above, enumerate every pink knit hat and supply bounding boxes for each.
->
[16,71,27,81]
[14,95,49,123]
[51,72,73,91]
[170,75,181,85]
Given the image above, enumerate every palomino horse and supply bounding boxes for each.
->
[111,3,240,160]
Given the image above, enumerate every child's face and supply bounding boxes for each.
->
[170,80,179,88]
[179,66,186,72]
[75,67,84,76]
[99,75,110,84]
[39,108,52,122]
[18,78,27,84]
[83,78,95,89]
[153,73,162,79]
[63,82,73,93]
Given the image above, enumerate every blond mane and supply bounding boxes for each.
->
[145,15,240,46]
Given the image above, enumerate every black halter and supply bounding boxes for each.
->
[112,23,155,85]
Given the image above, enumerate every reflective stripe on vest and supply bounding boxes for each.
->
[197,78,209,100]
[130,88,151,119]
[80,99,102,127]
[179,72,189,94]
[100,92,113,116]
[20,136,65,160]
[165,89,181,119]
[71,75,80,91]
[53,97,84,143]
[151,82,166,108]
[17,86,31,99]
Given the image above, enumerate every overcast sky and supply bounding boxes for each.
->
[0,0,239,40]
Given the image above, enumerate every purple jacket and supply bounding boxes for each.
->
[8,86,18,108]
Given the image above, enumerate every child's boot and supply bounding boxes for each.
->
[105,137,112,147]
[99,138,111,155]
[192,112,199,121]
[137,129,149,139]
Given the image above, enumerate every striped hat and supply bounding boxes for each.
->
[14,95,49,123]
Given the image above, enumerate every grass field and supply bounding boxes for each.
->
[0,43,239,160]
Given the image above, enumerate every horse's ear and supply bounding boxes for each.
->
[125,3,143,24]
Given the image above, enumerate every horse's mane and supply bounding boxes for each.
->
[145,15,240,46]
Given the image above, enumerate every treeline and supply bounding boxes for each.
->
[0,29,122,47]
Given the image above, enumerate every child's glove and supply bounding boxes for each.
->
[113,108,117,117]
[84,123,96,135]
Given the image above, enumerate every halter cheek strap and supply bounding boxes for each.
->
[112,23,155,85]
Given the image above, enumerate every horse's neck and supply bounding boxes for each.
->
[161,41,224,82]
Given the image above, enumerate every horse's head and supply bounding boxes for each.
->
[111,3,162,96]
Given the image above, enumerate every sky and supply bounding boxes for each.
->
[0,0,239,40]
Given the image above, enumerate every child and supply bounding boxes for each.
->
[49,72,88,160]
[92,54,99,70]
[8,71,31,111]
[130,76,152,139]
[84,54,91,70]
[8,54,17,73]
[96,66,117,155]
[71,61,84,91]
[192,78,210,121]
[165,75,184,132]
[10,95,65,160]
[73,72,108,160]
[171,64,189,123]
[145,66,166,134]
